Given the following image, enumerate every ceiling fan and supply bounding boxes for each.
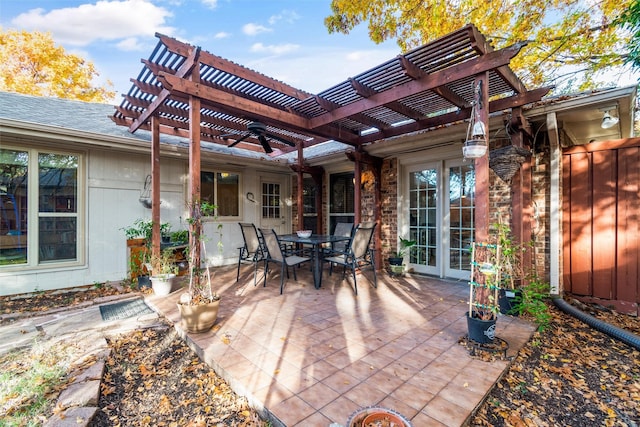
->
[224,121,296,153]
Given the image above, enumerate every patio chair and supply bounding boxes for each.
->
[323,222,354,257]
[236,223,264,285]
[324,222,377,295]
[259,228,311,294]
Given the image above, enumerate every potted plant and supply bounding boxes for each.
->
[492,222,527,315]
[388,236,417,274]
[122,218,172,283]
[176,200,222,333]
[467,243,501,344]
[512,276,552,330]
[170,229,188,245]
[149,249,178,296]
[130,249,151,288]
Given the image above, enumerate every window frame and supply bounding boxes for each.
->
[0,145,85,270]
[200,168,241,219]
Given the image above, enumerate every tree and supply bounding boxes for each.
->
[618,0,640,70]
[0,29,115,103]
[325,0,633,91]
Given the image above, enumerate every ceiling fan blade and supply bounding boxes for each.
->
[227,133,250,147]
[258,135,273,153]
[264,132,296,147]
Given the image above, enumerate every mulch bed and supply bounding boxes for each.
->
[470,303,640,426]
[92,325,265,426]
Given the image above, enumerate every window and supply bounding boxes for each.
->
[329,172,354,232]
[302,177,317,233]
[261,182,281,219]
[201,171,239,217]
[0,148,81,267]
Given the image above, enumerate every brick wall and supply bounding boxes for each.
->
[380,158,398,262]
[531,144,551,282]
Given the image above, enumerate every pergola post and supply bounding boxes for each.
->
[474,72,490,242]
[188,68,202,284]
[354,154,362,225]
[297,144,304,231]
[346,150,383,269]
[509,107,533,276]
[151,115,161,267]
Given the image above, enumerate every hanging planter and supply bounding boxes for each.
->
[489,145,531,182]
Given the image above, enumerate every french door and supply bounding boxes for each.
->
[259,177,288,235]
[406,160,475,279]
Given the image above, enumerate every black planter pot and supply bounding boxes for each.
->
[498,289,522,315]
[137,275,151,289]
[388,257,403,266]
[466,311,497,344]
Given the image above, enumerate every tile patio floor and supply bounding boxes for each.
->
[146,264,536,427]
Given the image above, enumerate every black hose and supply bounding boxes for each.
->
[553,298,640,351]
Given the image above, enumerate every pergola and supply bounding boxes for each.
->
[112,24,550,267]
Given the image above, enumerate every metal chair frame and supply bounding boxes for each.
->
[236,223,265,285]
[324,222,377,295]
[259,228,311,294]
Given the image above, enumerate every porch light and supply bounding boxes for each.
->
[463,81,487,159]
[601,110,619,129]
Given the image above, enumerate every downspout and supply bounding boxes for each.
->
[553,298,640,351]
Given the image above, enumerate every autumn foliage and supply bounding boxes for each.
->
[325,0,633,91]
[0,29,115,103]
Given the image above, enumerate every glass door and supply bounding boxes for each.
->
[405,160,475,279]
[259,178,287,235]
[445,161,475,279]
[408,164,440,275]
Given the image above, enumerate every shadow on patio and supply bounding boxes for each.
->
[146,264,536,426]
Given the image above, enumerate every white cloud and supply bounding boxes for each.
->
[116,37,144,51]
[268,10,300,25]
[10,0,175,47]
[201,0,218,9]
[250,42,299,55]
[214,31,231,39]
[242,23,271,36]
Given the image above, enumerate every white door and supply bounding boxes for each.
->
[407,162,441,276]
[259,176,288,234]
[405,160,475,279]
[444,160,475,279]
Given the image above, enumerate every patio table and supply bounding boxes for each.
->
[278,234,350,289]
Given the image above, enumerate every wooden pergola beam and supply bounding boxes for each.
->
[129,46,201,132]
[309,43,526,129]
[157,33,312,101]
[359,86,551,144]
[350,77,426,120]
[157,73,361,146]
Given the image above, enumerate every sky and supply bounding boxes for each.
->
[0,0,402,105]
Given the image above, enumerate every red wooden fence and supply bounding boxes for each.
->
[562,138,640,314]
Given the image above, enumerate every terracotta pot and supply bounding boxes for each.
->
[347,406,413,427]
[362,411,407,426]
[177,299,220,333]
